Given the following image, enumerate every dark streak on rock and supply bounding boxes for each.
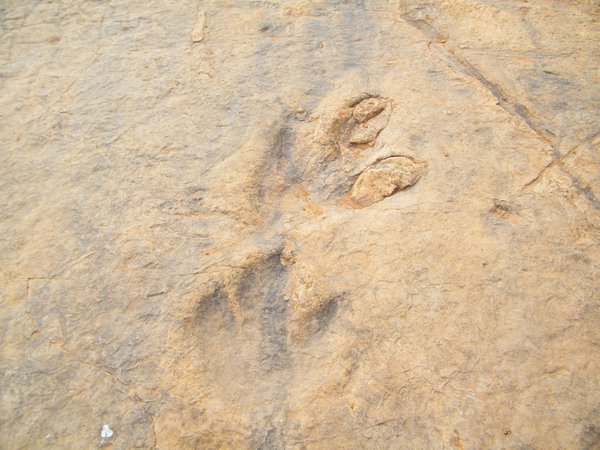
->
[257,252,290,373]
[400,13,559,154]
[195,284,234,329]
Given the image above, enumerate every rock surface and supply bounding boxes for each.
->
[1,1,599,449]
[351,156,427,206]
[352,97,387,123]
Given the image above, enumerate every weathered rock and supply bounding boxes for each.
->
[348,123,381,144]
[191,11,206,43]
[351,156,426,206]
[353,97,386,122]
[343,101,391,148]
[1,1,599,449]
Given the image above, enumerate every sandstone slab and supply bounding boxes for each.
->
[0,1,599,449]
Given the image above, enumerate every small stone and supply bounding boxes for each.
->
[351,156,426,206]
[100,425,114,440]
[349,125,380,144]
[353,97,386,122]
[191,11,206,43]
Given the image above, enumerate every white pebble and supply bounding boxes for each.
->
[100,424,113,439]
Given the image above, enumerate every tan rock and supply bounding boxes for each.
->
[353,97,386,122]
[348,123,381,144]
[1,1,599,449]
[344,103,391,147]
[191,11,206,42]
[351,156,427,206]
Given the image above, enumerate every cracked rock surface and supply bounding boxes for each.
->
[1,1,599,448]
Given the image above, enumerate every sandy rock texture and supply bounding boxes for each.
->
[1,0,599,448]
